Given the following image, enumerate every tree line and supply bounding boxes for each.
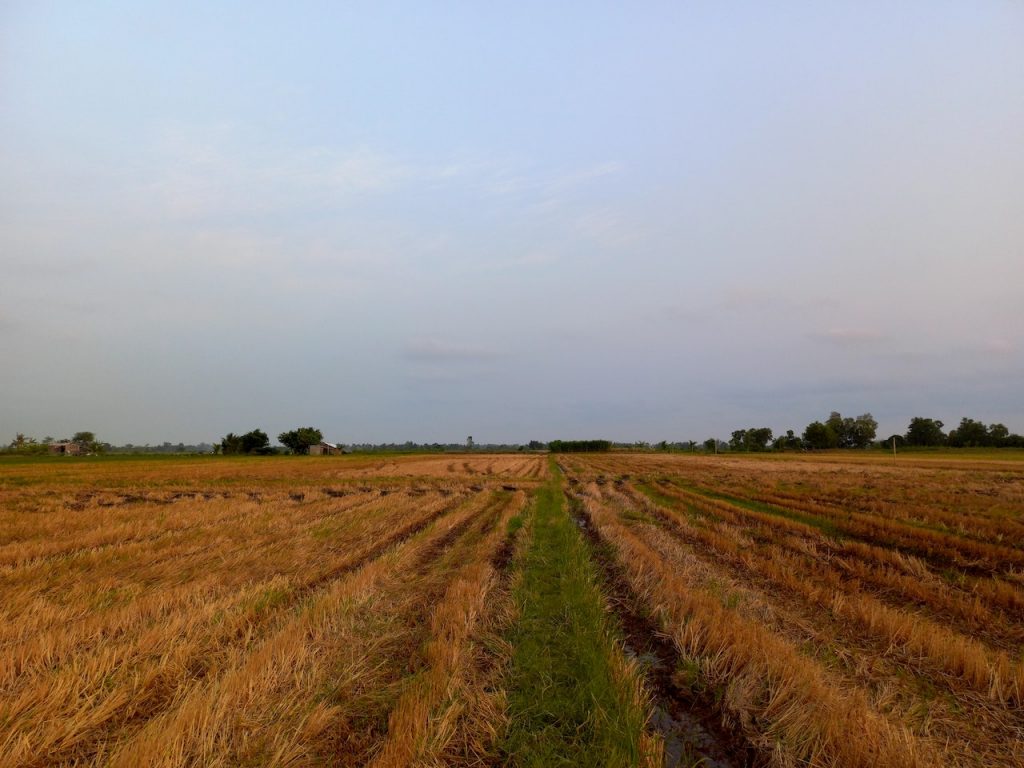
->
[3,432,105,455]
[901,417,1023,448]
[214,430,543,455]
[6,415,1022,458]
[548,439,613,453]
[719,412,1024,452]
[216,427,326,455]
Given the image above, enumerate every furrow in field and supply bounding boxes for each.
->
[719,482,1024,565]
[565,492,751,768]
[578,455,1024,544]
[618,482,1024,705]
[0,488,382,571]
[569,480,937,768]
[0,490,389,609]
[663,479,1024,574]
[427,499,530,767]
[0,491,466,675]
[0,492,493,764]
[750,484,1024,544]
[366,491,527,767]
[90,490,512,768]
[589,482,1024,767]
[633,482,1024,647]
[601,455,1024,556]
[652,478,1024,620]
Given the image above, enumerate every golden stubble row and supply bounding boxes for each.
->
[92,491,522,768]
[642,482,1024,644]
[313,455,546,481]
[580,453,1024,545]
[0,489,506,766]
[572,463,1024,768]
[0,490,465,656]
[612,483,1024,705]
[575,482,936,768]
[367,491,527,767]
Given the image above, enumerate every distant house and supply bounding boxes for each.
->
[48,441,85,456]
[308,441,342,456]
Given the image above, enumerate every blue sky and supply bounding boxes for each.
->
[2,2,1022,444]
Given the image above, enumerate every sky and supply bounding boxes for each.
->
[2,1,1022,445]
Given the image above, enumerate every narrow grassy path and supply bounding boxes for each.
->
[502,460,655,767]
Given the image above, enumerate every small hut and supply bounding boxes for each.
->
[308,441,342,456]
[48,441,85,456]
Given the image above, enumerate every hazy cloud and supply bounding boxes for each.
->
[143,132,432,220]
[403,337,498,363]
[809,328,887,346]
[484,160,623,198]
[979,338,1016,355]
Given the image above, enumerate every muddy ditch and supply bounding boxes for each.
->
[566,492,758,768]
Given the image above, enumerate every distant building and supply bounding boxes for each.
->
[48,441,85,456]
[308,441,342,456]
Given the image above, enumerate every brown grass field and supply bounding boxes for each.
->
[1,451,1022,766]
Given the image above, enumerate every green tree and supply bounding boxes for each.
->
[220,430,271,455]
[729,428,773,452]
[947,418,988,447]
[988,423,1009,447]
[240,430,270,453]
[848,413,878,449]
[72,431,103,453]
[905,417,945,447]
[774,429,802,451]
[803,421,837,450]
[823,412,876,448]
[6,435,48,455]
[825,412,846,445]
[745,427,773,451]
[278,427,324,455]
[220,433,243,454]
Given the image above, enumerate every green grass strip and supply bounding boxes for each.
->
[676,481,844,538]
[502,460,651,767]
[634,482,719,523]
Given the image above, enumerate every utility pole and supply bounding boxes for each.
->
[892,436,897,464]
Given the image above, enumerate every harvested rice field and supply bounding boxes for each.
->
[1,452,1022,767]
